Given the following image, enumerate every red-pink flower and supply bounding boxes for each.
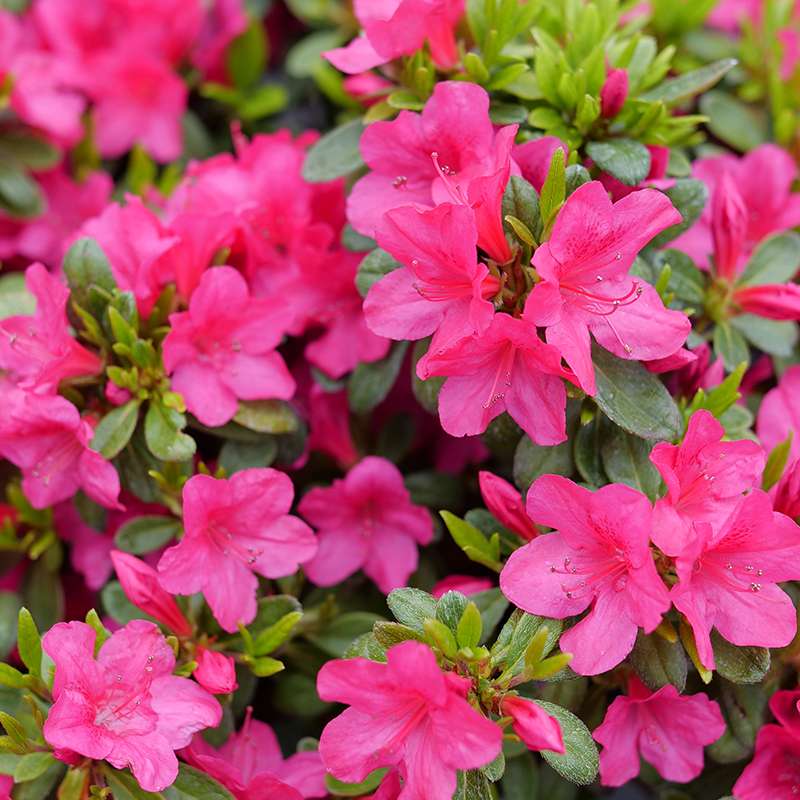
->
[525,182,689,394]
[317,641,502,800]
[733,688,800,799]
[157,469,317,633]
[191,0,248,81]
[184,710,326,799]
[300,456,432,594]
[431,575,493,598]
[364,203,499,361]
[110,550,192,637]
[649,409,765,556]
[163,266,295,427]
[346,81,516,262]
[43,620,221,792]
[0,263,101,393]
[593,675,724,786]
[0,386,121,510]
[757,365,800,462]
[513,137,568,192]
[600,68,629,118]
[420,313,578,446]
[500,696,564,754]
[324,0,464,74]
[193,647,238,696]
[478,470,539,541]
[500,476,670,675]
[668,490,800,670]
[307,384,359,469]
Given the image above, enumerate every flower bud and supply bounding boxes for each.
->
[501,695,565,753]
[600,68,629,118]
[194,647,238,695]
[711,171,748,281]
[478,471,539,541]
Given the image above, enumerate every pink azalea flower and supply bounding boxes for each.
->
[500,696,564,754]
[0,263,101,393]
[307,383,359,469]
[500,475,670,675]
[191,0,248,81]
[43,620,221,793]
[600,68,629,118]
[733,688,800,799]
[420,313,578,446]
[343,72,394,106]
[598,144,673,201]
[672,144,800,271]
[431,575,494,598]
[364,202,499,361]
[162,266,295,427]
[593,675,725,786]
[157,469,316,633]
[77,196,179,317]
[184,709,326,799]
[110,550,192,637]
[193,647,238,696]
[707,0,760,32]
[773,458,800,520]
[663,341,724,399]
[512,137,568,192]
[300,456,433,593]
[0,386,121,510]
[317,641,502,800]
[526,182,688,394]
[758,365,800,461]
[324,0,464,74]
[649,409,766,555]
[0,775,10,800]
[346,81,516,263]
[478,470,539,541]
[668,490,800,670]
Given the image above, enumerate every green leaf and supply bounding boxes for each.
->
[145,401,196,462]
[454,769,493,799]
[639,58,737,105]
[0,272,35,320]
[492,609,562,675]
[11,762,64,800]
[252,611,303,656]
[56,766,90,800]
[386,588,437,632]
[471,588,509,644]
[0,132,59,170]
[218,438,277,474]
[0,159,42,218]
[565,164,591,196]
[237,85,288,121]
[653,249,706,303]
[600,428,661,501]
[573,417,606,486]
[14,752,55,783]
[629,631,687,691]
[16,608,41,678]
[373,621,424,649]
[585,139,651,186]
[411,339,444,414]
[233,400,299,434]
[348,341,408,414]
[500,754,539,800]
[325,769,388,797]
[308,612,383,658]
[539,147,566,232]
[713,321,750,372]
[63,237,117,297]
[22,560,63,632]
[503,175,542,244]
[91,400,141,459]
[114,515,181,555]
[649,180,709,248]
[226,18,266,90]
[0,664,25,689]
[355,248,402,298]
[0,593,21,660]
[102,580,152,626]
[456,602,483,649]
[164,764,237,799]
[699,90,768,152]
[592,347,683,441]
[738,232,800,286]
[763,435,793,491]
[712,631,770,684]
[534,701,599,785]
[440,511,502,572]
[513,435,573,492]
[731,315,798,357]
[303,120,365,182]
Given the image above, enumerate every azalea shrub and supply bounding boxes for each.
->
[2,0,800,799]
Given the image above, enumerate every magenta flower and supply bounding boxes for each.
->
[317,641,502,800]
[733,689,800,799]
[184,710,326,799]
[478,470,539,541]
[431,575,493,598]
[593,675,725,786]
[757,365,800,462]
[0,263,101,393]
[500,476,670,675]
[364,203,499,360]
[300,456,432,594]
[0,386,120,510]
[193,647,238,696]
[500,696,564,754]
[346,81,516,262]
[307,383,358,469]
[110,550,192,637]
[668,490,800,670]
[43,620,221,793]
[157,469,317,633]
[162,266,295,427]
[525,182,688,394]
[649,409,765,556]
[324,0,464,74]
[420,313,578,445]
[513,137,568,192]
[600,68,629,118]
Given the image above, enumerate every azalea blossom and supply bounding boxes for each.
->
[431,575,494,598]
[500,475,670,675]
[478,470,539,541]
[157,469,317,632]
[757,365,800,461]
[525,182,689,394]
[501,696,564,754]
[317,641,502,800]
[162,266,295,427]
[300,456,433,593]
[43,620,221,792]
[593,675,725,786]
[193,647,238,696]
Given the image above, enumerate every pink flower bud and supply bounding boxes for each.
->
[711,171,748,281]
[431,574,493,598]
[194,647,238,695]
[478,471,539,541]
[600,68,629,118]
[105,381,132,407]
[501,695,565,753]
[110,550,193,637]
